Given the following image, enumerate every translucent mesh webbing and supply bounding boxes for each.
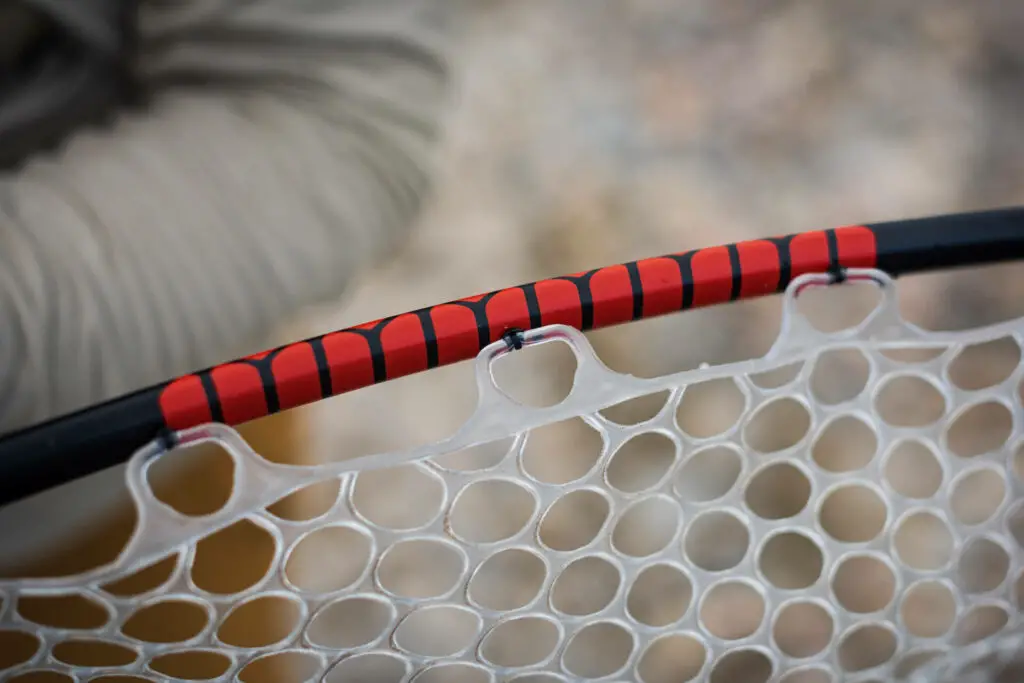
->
[2,269,1022,683]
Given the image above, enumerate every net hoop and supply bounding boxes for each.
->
[2,207,1024,506]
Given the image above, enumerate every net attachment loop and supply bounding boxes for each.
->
[770,267,929,358]
[502,327,526,351]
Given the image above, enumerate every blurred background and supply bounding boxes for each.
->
[4,1,1024,681]
[294,0,1024,463]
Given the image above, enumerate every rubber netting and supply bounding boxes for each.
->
[1,270,1023,683]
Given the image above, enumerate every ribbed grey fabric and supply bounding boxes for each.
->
[0,0,455,433]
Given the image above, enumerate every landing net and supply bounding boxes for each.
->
[1,269,1023,683]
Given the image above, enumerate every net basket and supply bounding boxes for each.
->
[2,265,1023,683]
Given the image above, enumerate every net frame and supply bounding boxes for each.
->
[2,207,1024,683]
[2,207,1023,507]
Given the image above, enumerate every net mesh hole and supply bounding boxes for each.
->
[946,401,1013,458]
[772,600,833,658]
[190,519,275,595]
[478,616,560,668]
[758,531,824,590]
[683,510,750,571]
[837,623,898,672]
[900,580,957,638]
[467,548,546,612]
[951,468,1008,526]
[674,444,743,503]
[265,479,340,522]
[216,595,302,648]
[885,440,944,499]
[522,419,603,485]
[957,537,1011,594]
[146,441,235,518]
[432,438,513,473]
[948,337,1021,391]
[376,538,466,600]
[100,555,179,597]
[606,431,676,493]
[50,639,137,667]
[708,648,773,683]
[600,391,670,425]
[777,667,833,683]
[749,362,804,390]
[323,652,407,683]
[626,563,693,627]
[810,348,870,405]
[832,554,897,613]
[491,338,577,408]
[121,598,209,644]
[562,621,633,679]
[238,651,321,683]
[148,650,232,680]
[550,555,620,616]
[305,595,393,650]
[812,415,877,473]
[636,633,706,683]
[893,511,955,571]
[283,524,371,594]
[875,375,947,428]
[610,495,680,558]
[449,478,536,544]
[745,463,811,520]
[393,605,482,658]
[0,630,40,671]
[954,604,1011,645]
[795,280,882,333]
[411,662,491,683]
[16,594,110,630]
[538,489,608,552]
[700,580,765,640]
[676,379,746,438]
[744,397,810,453]
[818,484,888,543]
[352,465,445,531]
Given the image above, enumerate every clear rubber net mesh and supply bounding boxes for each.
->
[2,269,1023,683]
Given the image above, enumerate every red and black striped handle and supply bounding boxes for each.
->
[2,207,1023,506]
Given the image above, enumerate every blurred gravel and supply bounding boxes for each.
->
[298,0,1024,461]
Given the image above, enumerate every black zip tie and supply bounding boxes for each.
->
[502,328,525,351]
[828,266,848,285]
[156,427,178,452]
